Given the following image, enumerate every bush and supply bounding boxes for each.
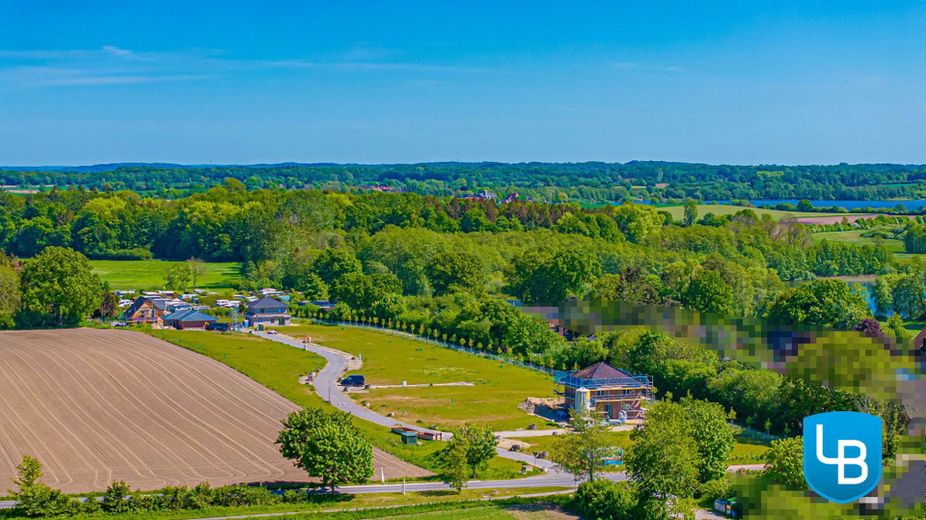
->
[211,484,279,507]
[698,477,732,503]
[101,481,133,514]
[572,479,637,520]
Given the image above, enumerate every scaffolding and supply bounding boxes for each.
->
[555,366,654,421]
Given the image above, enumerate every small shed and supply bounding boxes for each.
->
[396,431,418,445]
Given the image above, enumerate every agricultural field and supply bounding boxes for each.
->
[0,328,422,493]
[150,329,527,479]
[659,204,844,222]
[90,259,241,291]
[272,324,557,432]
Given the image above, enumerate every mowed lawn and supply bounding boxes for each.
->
[149,330,529,479]
[274,324,556,431]
[509,430,769,467]
[91,259,241,290]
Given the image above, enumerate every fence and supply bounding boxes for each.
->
[309,319,555,376]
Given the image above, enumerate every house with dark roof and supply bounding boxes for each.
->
[246,296,291,327]
[554,361,654,421]
[162,309,217,330]
[123,296,171,326]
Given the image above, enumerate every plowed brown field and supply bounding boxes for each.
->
[0,328,427,493]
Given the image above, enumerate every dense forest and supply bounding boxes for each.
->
[3,161,926,203]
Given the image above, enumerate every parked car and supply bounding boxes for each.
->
[206,322,230,332]
[340,374,366,387]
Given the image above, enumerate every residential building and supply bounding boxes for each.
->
[123,296,170,326]
[246,296,291,327]
[555,361,654,421]
[162,309,217,330]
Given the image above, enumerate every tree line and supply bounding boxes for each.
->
[3,161,926,203]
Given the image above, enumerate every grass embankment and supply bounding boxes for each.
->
[509,430,769,467]
[0,488,571,520]
[91,259,241,291]
[272,323,557,432]
[148,330,527,479]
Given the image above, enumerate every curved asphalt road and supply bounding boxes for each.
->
[252,331,566,474]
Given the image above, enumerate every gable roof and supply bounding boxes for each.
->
[572,361,632,380]
[248,296,287,310]
[124,296,169,317]
[163,309,216,323]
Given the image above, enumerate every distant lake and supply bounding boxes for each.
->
[711,199,926,211]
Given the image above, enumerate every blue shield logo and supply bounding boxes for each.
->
[803,411,882,503]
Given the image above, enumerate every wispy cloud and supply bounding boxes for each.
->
[0,43,494,88]
[610,61,686,73]
[100,45,136,58]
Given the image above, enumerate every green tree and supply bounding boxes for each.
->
[572,479,637,520]
[294,272,328,300]
[765,279,870,329]
[683,199,698,226]
[450,424,498,477]
[94,281,120,319]
[549,409,610,482]
[101,481,134,513]
[18,247,102,327]
[438,438,470,493]
[312,248,362,285]
[890,273,925,319]
[165,262,193,291]
[763,436,805,489]
[0,254,20,328]
[276,408,374,492]
[426,251,486,295]
[8,456,73,518]
[625,400,698,516]
[509,247,601,304]
[681,396,735,482]
[187,257,208,289]
[681,269,734,315]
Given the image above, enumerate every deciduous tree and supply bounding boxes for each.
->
[276,408,374,492]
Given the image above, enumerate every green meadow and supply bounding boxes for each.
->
[273,323,557,431]
[91,259,241,290]
[659,204,837,221]
[148,329,529,479]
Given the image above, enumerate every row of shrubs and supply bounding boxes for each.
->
[11,456,336,518]
[570,478,735,520]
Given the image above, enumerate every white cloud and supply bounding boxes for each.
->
[101,45,136,58]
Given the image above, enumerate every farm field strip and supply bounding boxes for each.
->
[0,328,420,493]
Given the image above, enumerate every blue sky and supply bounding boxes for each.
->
[0,1,924,165]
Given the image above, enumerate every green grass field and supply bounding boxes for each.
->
[148,330,528,479]
[91,259,241,290]
[812,229,905,252]
[659,204,841,221]
[271,324,556,432]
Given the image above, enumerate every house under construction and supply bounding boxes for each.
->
[555,361,654,421]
